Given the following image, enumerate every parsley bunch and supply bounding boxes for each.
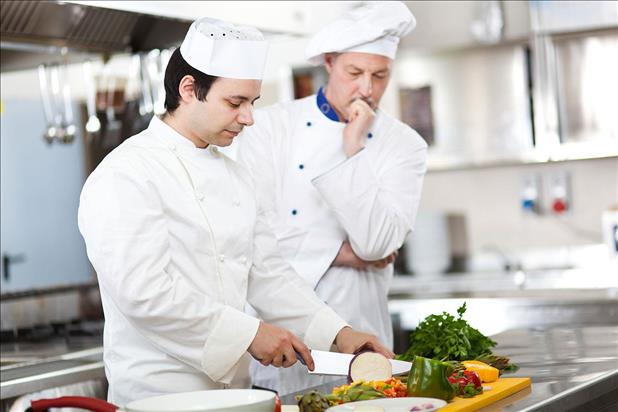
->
[397,302,497,362]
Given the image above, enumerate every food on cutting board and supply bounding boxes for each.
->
[396,302,518,373]
[448,369,483,398]
[462,360,499,383]
[406,355,457,401]
[296,303,523,411]
[348,351,393,383]
[475,353,519,373]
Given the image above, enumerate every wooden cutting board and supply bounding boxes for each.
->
[440,377,531,412]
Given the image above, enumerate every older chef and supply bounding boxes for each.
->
[78,17,392,406]
[234,2,428,394]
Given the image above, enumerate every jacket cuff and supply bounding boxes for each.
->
[304,305,349,351]
[201,306,260,383]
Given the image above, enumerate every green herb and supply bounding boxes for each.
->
[396,302,497,362]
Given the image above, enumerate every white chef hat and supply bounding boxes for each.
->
[305,1,416,65]
[180,17,268,80]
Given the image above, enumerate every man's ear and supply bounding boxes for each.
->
[324,53,337,74]
[178,75,196,103]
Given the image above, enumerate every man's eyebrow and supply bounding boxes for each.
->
[345,65,389,74]
[229,95,261,103]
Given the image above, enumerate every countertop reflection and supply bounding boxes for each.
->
[495,325,618,411]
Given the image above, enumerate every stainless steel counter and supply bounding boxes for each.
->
[389,267,618,299]
[493,326,618,411]
[0,337,104,400]
[282,324,618,411]
[388,296,618,345]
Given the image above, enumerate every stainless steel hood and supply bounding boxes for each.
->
[0,0,191,72]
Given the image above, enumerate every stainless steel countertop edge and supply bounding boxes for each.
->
[517,368,618,412]
[0,361,105,399]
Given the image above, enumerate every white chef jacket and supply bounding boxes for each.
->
[77,115,348,406]
[234,93,427,394]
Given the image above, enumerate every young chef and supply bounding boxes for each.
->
[78,17,393,405]
[234,2,428,394]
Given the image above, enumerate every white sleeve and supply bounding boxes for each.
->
[78,163,260,384]
[237,110,342,288]
[312,131,428,261]
[247,203,348,351]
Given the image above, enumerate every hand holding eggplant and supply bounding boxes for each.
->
[334,326,395,359]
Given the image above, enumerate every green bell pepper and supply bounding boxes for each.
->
[407,355,457,401]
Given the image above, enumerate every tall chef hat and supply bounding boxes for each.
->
[180,17,268,79]
[305,1,416,65]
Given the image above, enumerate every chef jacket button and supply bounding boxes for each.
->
[306,121,312,127]
[170,145,177,151]
[241,256,247,264]
[298,164,304,170]
[292,209,298,216]
[219,254,225,262]
[368,132,373,139]
[197,193,205,201]
[210,146,219,154]
[233,199,240,207]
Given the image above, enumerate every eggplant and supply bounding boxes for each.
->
[347,351,392,383]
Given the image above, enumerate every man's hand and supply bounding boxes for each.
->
[334,327,395,359]
[332,241,398,270]
[248,322,315,370]
[343,99,375,158]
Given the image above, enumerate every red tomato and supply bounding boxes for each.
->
[463,371,482,389]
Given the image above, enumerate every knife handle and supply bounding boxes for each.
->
[295,351,307,366]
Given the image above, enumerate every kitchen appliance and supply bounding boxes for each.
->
[404,211,452,275]
[307,350,411,376]
[28,389,276,412]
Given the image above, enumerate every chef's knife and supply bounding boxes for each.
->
[304,350,411,376]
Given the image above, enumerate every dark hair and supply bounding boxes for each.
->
[164,48,218,113]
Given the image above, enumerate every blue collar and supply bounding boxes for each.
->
[316,87,341,122]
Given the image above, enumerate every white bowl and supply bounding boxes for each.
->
[125,389,276,412]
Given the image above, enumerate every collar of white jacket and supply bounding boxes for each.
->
[305,1,416,65]
[180,17,269,80]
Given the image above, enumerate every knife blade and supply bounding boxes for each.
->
[306,350,411,376]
